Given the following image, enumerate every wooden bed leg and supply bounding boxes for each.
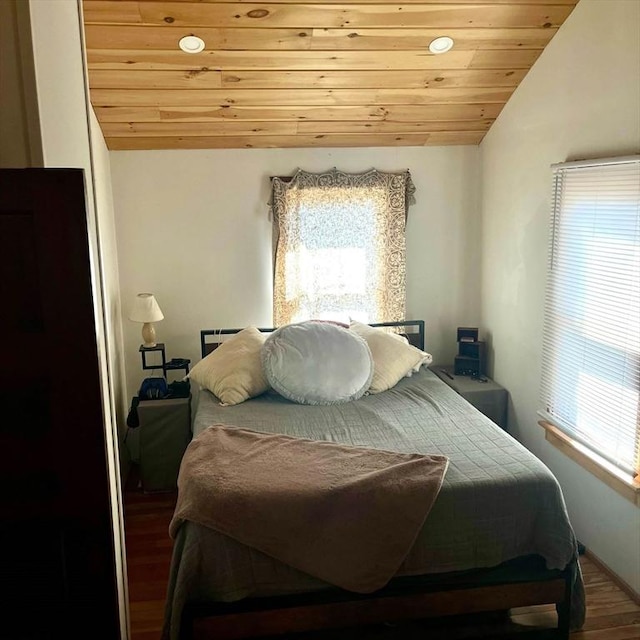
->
[180,606,194,640]
[556,563,574,639]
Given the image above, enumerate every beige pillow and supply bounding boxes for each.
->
[350,321,433,393]
[188,327,269,405]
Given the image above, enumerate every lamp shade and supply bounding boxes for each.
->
[129,293,164,323]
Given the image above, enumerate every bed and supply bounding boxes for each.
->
[163,321,584,640]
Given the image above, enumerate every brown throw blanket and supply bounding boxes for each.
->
[170,425,449,593]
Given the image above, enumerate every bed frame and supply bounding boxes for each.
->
[188,320,575,640]
[182,559,574,640]
[200,320,426,358]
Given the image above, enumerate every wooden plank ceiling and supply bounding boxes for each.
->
[83,0,579,150]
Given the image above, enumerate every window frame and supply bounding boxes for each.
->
[538,155,640,505]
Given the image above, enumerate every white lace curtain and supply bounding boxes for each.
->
[270,168,415,326]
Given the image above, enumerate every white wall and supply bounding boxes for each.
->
[29,0,128,455]
[29,0,92,169]
[0,0,41,167]
[28,0,129,632]
[0,0,28,166]
[90,109,128,468]
[110,145,481,400]
[480,0,640,592]
[29,0,127,449]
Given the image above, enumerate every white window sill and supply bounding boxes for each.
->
[539,420,640,508]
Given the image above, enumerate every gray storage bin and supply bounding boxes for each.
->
[138,396,192,491]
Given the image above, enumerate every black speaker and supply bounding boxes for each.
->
[454,337,486,376]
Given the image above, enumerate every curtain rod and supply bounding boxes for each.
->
[270,168,412,181]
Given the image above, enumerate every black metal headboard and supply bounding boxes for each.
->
[200,320,425,358]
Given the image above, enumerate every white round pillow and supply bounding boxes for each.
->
[262,322,373,405]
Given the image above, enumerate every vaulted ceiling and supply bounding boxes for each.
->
[83,1,579,150]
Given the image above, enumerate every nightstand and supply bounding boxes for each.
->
[137,395,192,492]
[431,365,508,431]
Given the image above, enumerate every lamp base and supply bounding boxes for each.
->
[142,322,157,348]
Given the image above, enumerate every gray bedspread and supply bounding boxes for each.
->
[164,368,584,639]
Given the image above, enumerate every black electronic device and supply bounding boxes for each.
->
[454,352,486,376]
[165,358,191,374]
[454,328,486,376]
[459,340,485,360]
[457,327,479,343]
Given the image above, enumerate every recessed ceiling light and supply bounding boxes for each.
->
[428,36,454,54]
[179,35,205,54]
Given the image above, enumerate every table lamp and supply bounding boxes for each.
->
[129,293,164,347]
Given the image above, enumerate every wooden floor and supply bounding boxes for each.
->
[125,489,177,640]
[124,489,639,640]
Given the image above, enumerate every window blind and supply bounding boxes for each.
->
[540,157,640,477]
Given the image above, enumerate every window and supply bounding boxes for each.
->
[270,169,414,326]
[540,157,640,479]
